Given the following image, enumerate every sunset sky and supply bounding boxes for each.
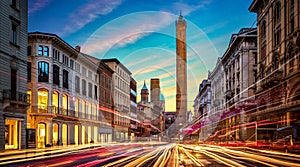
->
[28,0,256,112]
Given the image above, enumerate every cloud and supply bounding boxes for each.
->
[170,0,212,16]
[63,0,123,35]
[28,0,52,14]
[82,12,176,55]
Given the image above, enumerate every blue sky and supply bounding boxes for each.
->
[28,0,256,112]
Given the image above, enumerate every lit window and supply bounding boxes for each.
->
[44,46,49,56]
[38,61,49,82]
[38,46,43,56]
[38,89,48,111]
[62,94,68,115]
[52,91,59,114]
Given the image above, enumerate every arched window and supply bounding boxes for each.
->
[38,61,49,82]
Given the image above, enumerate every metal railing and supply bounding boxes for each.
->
[2,89,30,103]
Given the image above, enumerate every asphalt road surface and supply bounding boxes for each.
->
[2,143,300,167]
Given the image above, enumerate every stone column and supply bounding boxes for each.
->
[48,122,53,145]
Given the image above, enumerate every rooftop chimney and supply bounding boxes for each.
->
[75,45,81,52]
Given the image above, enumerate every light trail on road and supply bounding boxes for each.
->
[4,143,300,167]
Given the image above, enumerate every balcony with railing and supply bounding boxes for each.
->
[30,105,79,118]
[261,69,283,88]
[2,89,30,104]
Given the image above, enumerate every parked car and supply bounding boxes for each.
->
[246,141,271,149]
[271,125,300,153]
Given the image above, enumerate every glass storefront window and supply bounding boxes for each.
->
[5,119,19,150]
[38,89,48,113]
[62,124,67,145]
[62,94,68,115]
[52,91,59,114]
[38,123,46,148]
[75,125,79,145]
[53,123,58,146]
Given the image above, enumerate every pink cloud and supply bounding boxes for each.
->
[28,0,52,14]
[63,0,123,35]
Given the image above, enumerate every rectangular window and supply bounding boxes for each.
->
[94,85,98,100]
[82,67,86,77]
[274,29,281,46]
[82,79,86,96]
[53,65,60,85]
[27,46,31,56]
[12,0,17,8]
[11,69,17,100]
[38,46,43,56]
[70,59,74,69]
[101,73,104,86]
[44,46,49,56]
[290,15,294,33]
[75,62,80,72]
[88,71,92,80]
[63,70,68,89]
[75,76,80,93]
[88,82,92,98]
[108,79,111,90]
[27,62,31,82]
[11,24,17,45]
[95,74,98,83]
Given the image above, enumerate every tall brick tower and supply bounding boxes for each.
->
[176,13,187,125]
[141,80,149,102]
[150,78,160,103]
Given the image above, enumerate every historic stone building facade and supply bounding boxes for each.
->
[209,58,225,117]
[221,28,257,141]
[27,32,101,148]
[194,79,212,141]
[0,0,29,151]
[85,55,114,143]
[249,0,300,141]
[102,58,131,141]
